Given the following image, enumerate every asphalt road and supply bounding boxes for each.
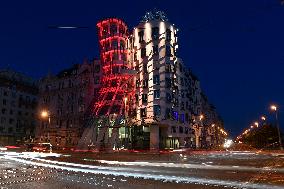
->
[0,151,283,189]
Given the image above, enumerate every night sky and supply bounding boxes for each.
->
[1,0,283,137]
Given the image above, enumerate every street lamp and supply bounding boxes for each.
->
[41,110,50,124]
[124,97,128,149]
[254,122,259,128]
[261,116,266,121]
[270,105,283,150]
[199,114,204,121]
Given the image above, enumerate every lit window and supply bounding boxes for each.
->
[172,111,178,120]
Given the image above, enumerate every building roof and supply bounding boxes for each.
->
[0,69,37,86]
[140,9,168,23]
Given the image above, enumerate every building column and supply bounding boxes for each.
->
[150,125,159,151]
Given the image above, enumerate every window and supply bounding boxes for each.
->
[136,79,140,88]
[3,91,8,96]
[172,111,178,121]
[142,94,148,103]
[141,47,146,58]
[110,24,117,34]
[112,66,119,74]
[166,93,172,102]
[165,108,171,119]
[138,30,144,43]
[165,78,171,88]
[140,108,147,117]
[9,118,14,124]
[171,126,176,133]
[152,27,159,40]
[135,94,139,102]
[8,127,13,133]
[154,105,161,116]
[94,76,100,84]
[134,52,137,61]
[166,29,171,41]
[153,75,160,85]
[142,79,148,88]
[120,40,125,50]
[143,64,148,73]
[94,65,100,73]
[180,114,185,123]
[119,25,125,34]
[179,126,184,133]
[112,40,118,49]
[181,102,185,110]
[102,25,108,36]
[3,99,6,105]
[185,113,189,123]
[153,45,158,55]
[112,53,119,60]
[1,109,6,114]
[165,65,171,73]
[1,117,6,124]
[166,45,172,57]
[154,90,160,99]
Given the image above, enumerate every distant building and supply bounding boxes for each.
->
[199,92,226,148]
[36,59,102,149]
[0,69,38,145]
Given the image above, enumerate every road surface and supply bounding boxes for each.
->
[0,151,283,189]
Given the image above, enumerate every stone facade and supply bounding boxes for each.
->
[0,69,38,145]
[36,60,102,149]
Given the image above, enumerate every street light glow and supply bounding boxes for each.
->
[261,116,266,121]
[271,105,277,111]
[41,110,49,118]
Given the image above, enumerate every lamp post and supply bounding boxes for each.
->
[270,105,283,150]
[40,110,50,142]
[124,97,128,149]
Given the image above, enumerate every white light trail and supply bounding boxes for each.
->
[1,152,283,189]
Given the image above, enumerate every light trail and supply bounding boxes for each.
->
[1,152,283,189]
[96,160,284,173]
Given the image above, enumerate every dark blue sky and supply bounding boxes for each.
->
[1,0,283,137]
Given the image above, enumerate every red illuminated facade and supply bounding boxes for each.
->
[94,18,132,116]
